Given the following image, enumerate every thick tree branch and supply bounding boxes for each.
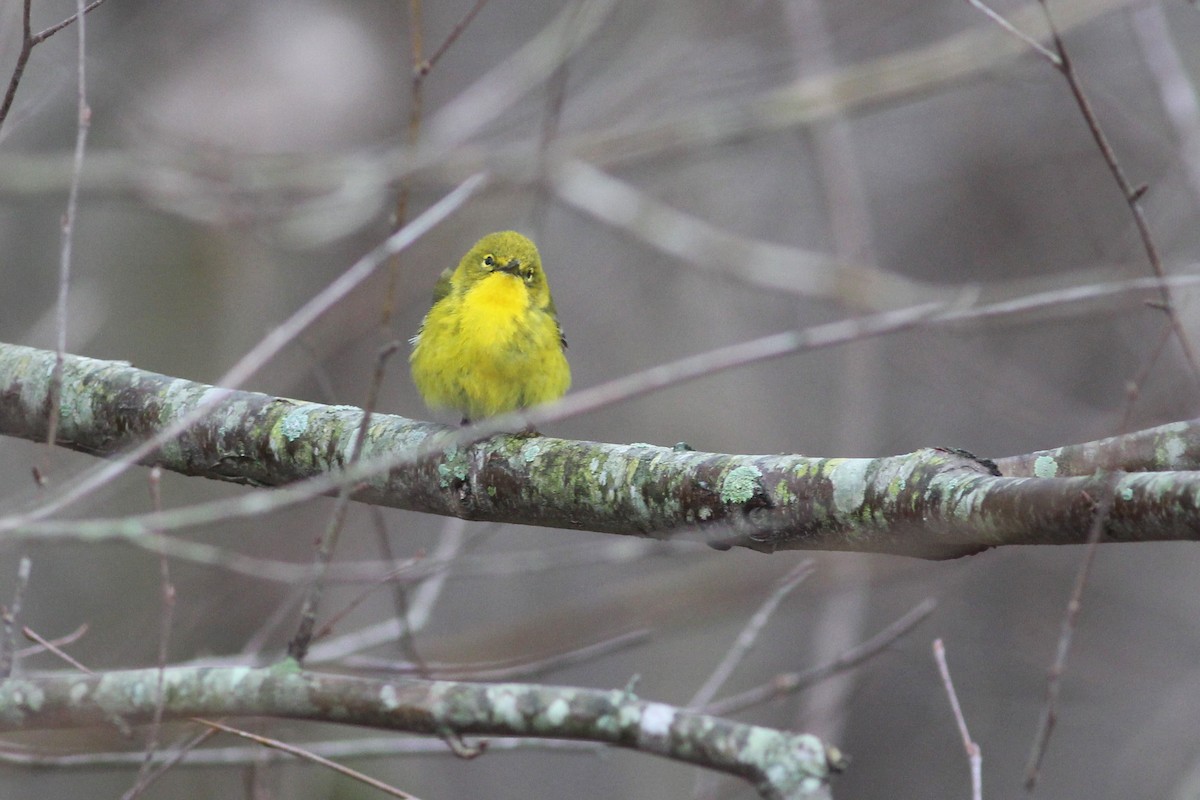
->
[0,664,841,800]
[2,342,1200,559]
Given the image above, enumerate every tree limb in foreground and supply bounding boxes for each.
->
[0,663,842,800]
[1,342,1199,559]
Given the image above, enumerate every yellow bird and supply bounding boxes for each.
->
[410,231,570,424]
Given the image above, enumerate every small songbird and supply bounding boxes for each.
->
[410,231,570,424]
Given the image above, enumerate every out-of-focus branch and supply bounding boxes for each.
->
[0,665,841,800]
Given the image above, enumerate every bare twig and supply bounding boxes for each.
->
[128,467,177,797]
[1040,1,1200,394]
[421,0,492,76]
[288,343,402,662]
[1024,480,1116,790]
[30,0,109,45]
[345,628,649,680]
[197,718,424,799]
[689,561,815,709]
[966,0,1200,408]
[40,0,93,481]
[933,639,982,800]
[13,622,87,660]
[118,728,219,799]
[0,733,601,768]
[705,598,936,717]
[304,518,467,664]
[22,625,91,674]
[370,506,429,676]
[965,0,1060,64]
[0,0,34,134]
[689,559,814,800]
[0,558,32,678]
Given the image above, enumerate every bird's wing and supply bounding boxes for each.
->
[544,296,567,350]
[431,268,455,304]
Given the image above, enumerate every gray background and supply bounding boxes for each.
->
[2,0,1200,797]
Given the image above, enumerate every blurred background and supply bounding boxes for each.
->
[2,0,1200,797]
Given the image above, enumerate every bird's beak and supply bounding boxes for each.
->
[495,258,521,276]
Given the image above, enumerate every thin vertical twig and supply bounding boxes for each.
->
[1024,481,1116,791]
[933,639,982,800]
[287,342,401,662]
[127,467,176,799]
[0,558,33,678]
[371,506,429,676]
[40,0,94,483]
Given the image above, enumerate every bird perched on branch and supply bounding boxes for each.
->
[410,231,570,424]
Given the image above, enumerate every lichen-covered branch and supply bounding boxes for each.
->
[2,342,1200,558]
[0,664,841,800]
[996,420,1200,477]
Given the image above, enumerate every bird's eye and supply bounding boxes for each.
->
[483,255,495,267]
[522,268,534,283]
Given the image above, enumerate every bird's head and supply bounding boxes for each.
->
[453,231,550,305]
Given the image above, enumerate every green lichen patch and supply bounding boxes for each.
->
[721,465,764,504]
[1033,455,1058,478]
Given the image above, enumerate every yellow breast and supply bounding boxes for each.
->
[410,272,570,421]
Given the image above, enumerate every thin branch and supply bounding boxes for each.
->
[964,0,1060,65]
[30,0,109,45]
[41,0,94,481]
[288,343,402,662]
[22,625,92,674]
[705,598,937,716]
[0,734,600,767]
[196,719,423,800]
[0,0,33,134]
[116,728,219,798]
[1024,479,1116,790]
[304,519,466,664]
[421,0,492,75]
[371,506,430,676]
[933,639,982,800]
[344,628,649,681]
[14,623,87,660]
[128,467,176,798]
[0,558,32,678]
[0,0,109,137]
[1036,0,1200,395]
[689,561,815,709]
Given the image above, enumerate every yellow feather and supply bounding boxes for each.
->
[410,231,570,422]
